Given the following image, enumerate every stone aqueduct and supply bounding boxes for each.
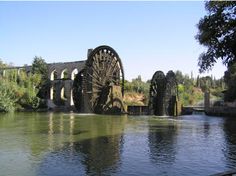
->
[1,60,86,110]
[47,61,86,110]
[1,46,126,113]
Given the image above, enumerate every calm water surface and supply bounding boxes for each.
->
[0,113,236,176]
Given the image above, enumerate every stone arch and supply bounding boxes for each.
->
[50,69,58,80]
[70,89,74,106]
[60,87,67,101]
[71,68,78,80]
[60,68,69,79]
[50,85,56,101]
[48,65,59,80]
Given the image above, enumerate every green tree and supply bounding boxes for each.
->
[175,70,184,84]
[0,80,17,112]
[123,76,150,105]
[31,56,49,99]
[224,61,236,101]
[196,1,236,73]
[32,56,48,80]
[199,76,212,92]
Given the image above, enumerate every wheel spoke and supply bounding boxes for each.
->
[86,79,103,89]
[83,46,124,113]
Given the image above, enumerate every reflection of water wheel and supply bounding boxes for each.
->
[83,45,125,114]
[148,71,166,116]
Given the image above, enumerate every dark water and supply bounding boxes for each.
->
[0,113,236,176]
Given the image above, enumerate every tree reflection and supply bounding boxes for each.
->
[148,119,178,165]
[223,117,236,168]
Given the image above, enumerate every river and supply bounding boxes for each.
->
[0,113,236,176]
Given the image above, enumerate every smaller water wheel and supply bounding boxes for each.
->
[165,71,178,116]
[149,71,166,116]
[148,70,178,116]
[82,45,125,114]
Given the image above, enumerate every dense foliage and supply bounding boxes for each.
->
[175,71,202,106]
[0,58,46,112]
[0,80,18,112]
[32,56,48,80]
[176,71,225,106]
[123,76,150,105]
[196,1,236,73]
[224,61,236,101]
[31,56,50,99]
[196,1,236,102]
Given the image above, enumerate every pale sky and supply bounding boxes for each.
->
[0,1,227,81]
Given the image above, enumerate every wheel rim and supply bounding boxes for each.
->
[83,45,124,113]
[149,71,166,115]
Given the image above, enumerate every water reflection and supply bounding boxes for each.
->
[38,114,126,176]
[203,121,210,138]
[2,113,236,175]
[148,118,178,165]
[223,117,236,169]
[75,134,123,175]
[38,135,124,176]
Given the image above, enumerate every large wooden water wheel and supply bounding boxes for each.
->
[148,70,178,116]
[148,71,166,116]
[82,45,125,114]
